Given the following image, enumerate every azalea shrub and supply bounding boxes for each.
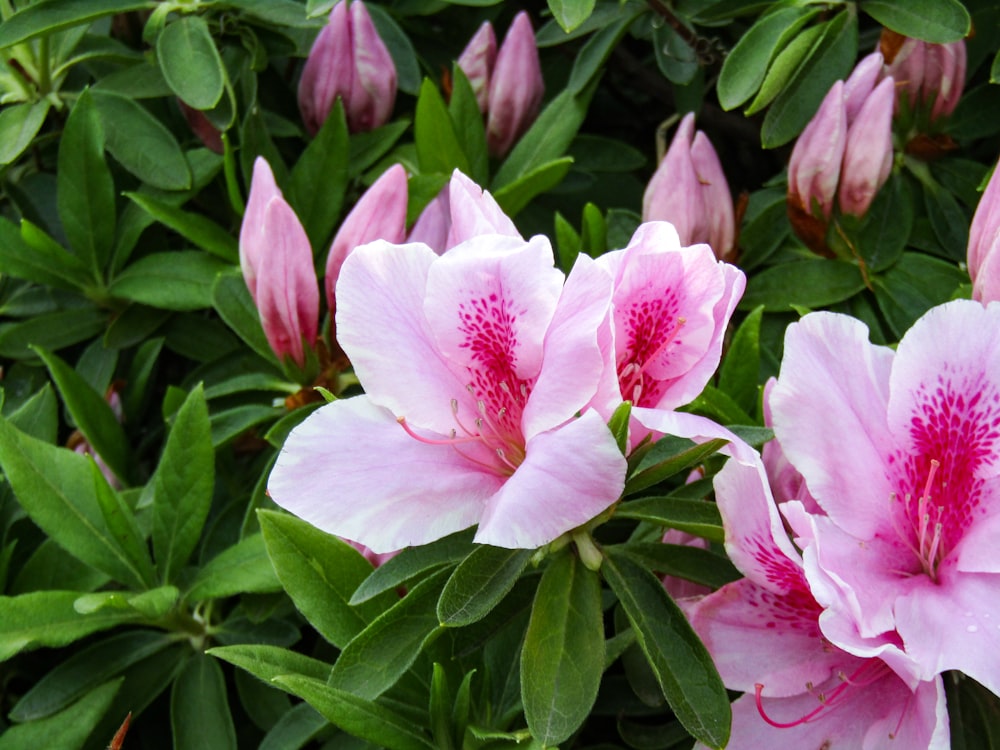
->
[1,1,1000,749]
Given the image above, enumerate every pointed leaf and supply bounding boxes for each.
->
[186,533,282,602]
[171,653,237,750]
[0,216,89,290]
[436,546,533,627]
[415,77,470,175]
[110,251,227,310]
[0,679,122,750]
[208,644,332,685]
[0,0,154,47]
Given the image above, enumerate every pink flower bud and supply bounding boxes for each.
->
[240,158,282,303]
[298,0,397,135]
[787,81,847,221]
[407,187,451,251]
[325,164,409,311]
[969,161,1000,303]
[643,113,735,260]
[178,100,223,154]
[843,51,884,123]
[884,36,925,110]
[838,77,895,218]
[256,198,320,367]
[925,40,966,121]
[457,21,496,114]
[486,12,543,158]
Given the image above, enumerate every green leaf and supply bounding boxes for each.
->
[257,703,328,750]
[110,251,227,311]
[0,591,142,661]
[862,0,970,43]
[73,585,178,618]
[415,77,471,175]
[156,15,225,109]
[272,676,436,750]
[873,252,968,338]
[186,533,282,602]
[493,82,596,190]
[91,90,192,190]
[619,542,741,590]
[350,529,475,604]
[568,10,637,93]
[0,679,122,750]
[125,192,237,262]
[718,6,819,110]
[740,259,866,310]
[0,307,106,359]
[57,89,116,274]
[0,418,150,587]
[329,569,448,699]
[151,384,214,583]
[745,23,825,117]
[9,630,171,721]
[625,438,729,496]
[171,653,237,750]
[0,100,49,165]
[923,178,969,261]
[448,65,489,186]
[855,172,913,272]
[761,9,858,148]
[90,459,156,588]
[549,0,596,32]
[603,549,730,749]
[615,497,725,544]
[258,510,390,649]
[0,0,154,47]
[717,306,763,416]
[348,120,411,178]
[0,217,89,291]
[212,270,275,362]
[493,157,574,217]
[209,644,332,685]
[436,546,533,627]
[288,99,349,252]
[521,552,604,746]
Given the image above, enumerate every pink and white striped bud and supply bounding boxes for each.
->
[838,76,895,218]
[238,157,320,367]
[969,161,1000,304]
[843,51,884,122]
[486,12,544,158]
[457,21,497,114]
[298,0,397,135]
[325,164,409,311]
[643,113,736,260]
[787,81,848,221]
[925,40,966,121]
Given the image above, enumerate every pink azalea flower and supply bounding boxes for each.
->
[268,233,626,552]
[685,457,949,749]
[769,300,1000,696]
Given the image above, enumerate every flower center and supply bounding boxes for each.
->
[889,458,947,581]
[617,316,686,406]
[754,659,893,730]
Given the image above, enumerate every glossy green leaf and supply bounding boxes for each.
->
[718,6,818,110]
[873,253,968,338]
[0,0,154,47]
[329,569,448,699]
[415,77,471,175]
[171,653,237,750]
[212,270,275,362]
[0,100,49,165]
[923,178,969,261]
[0,217,89,291]
[855,172,913,272]
[91,90,192,190]
[272,676,436,750]
[366,4,420,95]
[0,591,142,661]
[57,89,116,274]
[448,65,488,185]
[741,259,866,310]
[568,10,637,93]
[110,251,227,311]
[348,120,411,178]
[862,0,970,43]
[157,15,225,109]
[717,306,763,415]
[521,552,604,746]
[745,23,825,116]
[437,546,533,627]
[288,99,349,252]
[615,497,725,544]
[90,459,156,588]
[625,438,729,496]
[0,679,122,750]
[73,585,178,618]
[257,703,328,750]
[209,644,332,685]
[186,533,282,602]
[761,9,858,148]
[350,529,475,604]
[125,192,238,262]
[151,384,214,583]
[549,0,596,32]
[0,307,106,359]
[620,542,741,589]
[9,630,171,721]
[603,549,730,749]
[259,510,391,649]
[493,157,573,217]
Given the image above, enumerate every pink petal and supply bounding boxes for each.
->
[407,185,451,253]
[298,1,353,135]
[769,312,895,539]
[336,239,470,434]
[843,51,885,123]
[486,11,543,157]
[348,0,397,131]
[641,113,705,241]
[240,157,282,302]
[268,397,499,553]
[837,76,895,218]
[787,81,846,220]
[456,20,496,113]
[445,170,522,249]
[690,131,735,259]
[629,408,759,466]
[969,161,1000,287]
[474,410,625,547]
[325,163,409,311]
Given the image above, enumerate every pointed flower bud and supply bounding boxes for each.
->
[486,12,543,158]
[843,51,884,122]
[325,164,409,311]
[239,157,320,367]
[787,81,848,221]
[883,31,966,124]
[969,160,1000,303]
[643,113,736,260]
[456,21,496,113]
[838,76,895,218]
[298,0,397,135]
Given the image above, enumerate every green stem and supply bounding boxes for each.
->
[36,35,50,95]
